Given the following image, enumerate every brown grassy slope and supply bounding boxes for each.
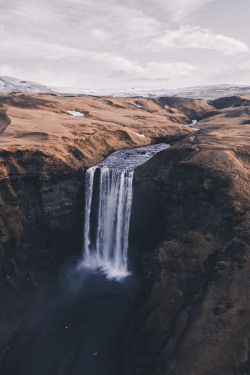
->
[0,93,214,171]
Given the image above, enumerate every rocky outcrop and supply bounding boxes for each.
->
[210,96,250,109]
[0,153,87,363]
[154,97,215,121]
[0,105,10,133]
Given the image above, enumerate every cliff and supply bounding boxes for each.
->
[126,102,250,375]
[0,93,208,363]
[0,93,249,374]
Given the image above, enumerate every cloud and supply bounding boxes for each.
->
[0,0,249,88]
[151,26,248,55]
[239,61,250,70]
[0,31,195,83]
[100,0,216,23]
[0,0,239,54]
[137,0,216,22]
[1,0,215,24]
[144,62,196,80]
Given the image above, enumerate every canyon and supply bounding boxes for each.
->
[0,92,249,374]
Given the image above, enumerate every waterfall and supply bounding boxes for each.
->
[83,166,134,279]
[82,143,170,279]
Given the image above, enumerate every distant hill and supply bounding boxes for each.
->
[0,76,53,94]
[52,83,250,99]
[167,84,250,100]
[1,76,250,99]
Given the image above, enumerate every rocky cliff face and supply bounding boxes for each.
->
[0,105,10,133]
[0,92,204,364]
[125,110,250,375]
[0,93,249,374]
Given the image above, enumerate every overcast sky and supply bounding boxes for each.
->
[0,0,250,90]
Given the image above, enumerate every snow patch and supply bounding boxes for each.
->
[136,133,145,138]
[67,110,85,117]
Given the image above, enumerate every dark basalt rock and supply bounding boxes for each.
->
[152,133,188,145]
[0,107,11,133]
[154,96,213,120]
[200,110,221,119]
[210,96,250,109]
[0,155,86,365]
[241,119,250,125]
[0,95,52,109]
[125,143,250,375]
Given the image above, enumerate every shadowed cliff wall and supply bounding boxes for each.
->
[124,142,250,375]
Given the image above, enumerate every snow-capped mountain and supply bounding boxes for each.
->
[52,83,250,99]
[1,76,250,99]
[0,76,53,93]
[165,84,250,100]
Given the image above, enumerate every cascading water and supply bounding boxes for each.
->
[82,143,170,279]
[84,166,134,278]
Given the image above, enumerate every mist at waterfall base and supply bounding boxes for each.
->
[3,144,170,375]
[3,264,142,375]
